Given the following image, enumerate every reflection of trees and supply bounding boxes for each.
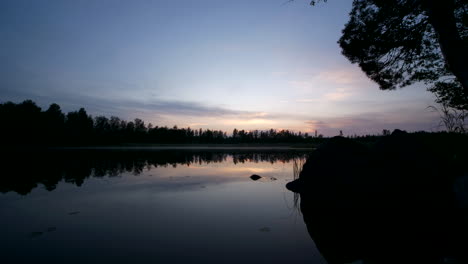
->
[0,150,308,195]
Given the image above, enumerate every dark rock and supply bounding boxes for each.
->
[250,174,261,181]
[285,131,468,263]
[285,178,303,193]
[28,232,43,238]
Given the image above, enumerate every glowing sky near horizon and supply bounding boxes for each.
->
[0,0,441,136]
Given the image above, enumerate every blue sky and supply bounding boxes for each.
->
[0,0,440,136]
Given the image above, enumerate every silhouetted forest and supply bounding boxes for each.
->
[0,100,329,146]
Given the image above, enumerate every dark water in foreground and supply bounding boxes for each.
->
[0,150,325,263]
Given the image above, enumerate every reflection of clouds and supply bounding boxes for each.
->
[156,162,280,176]
[1,151,308,195]
[128,176,235,192]
[203,166,276,174]
[121,160,289,192]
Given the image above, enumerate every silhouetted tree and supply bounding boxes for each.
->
[338,0,468,109]
[134,118,147,141]
[124,121,135,142]
[94,116,111,143]
[65,108,94,144]
[301,0,468,109]
[43,103,65,144]
[0,100,42,145]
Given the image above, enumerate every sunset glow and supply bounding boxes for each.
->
[0,0,439,136]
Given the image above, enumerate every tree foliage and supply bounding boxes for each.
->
[0,100,324,146]
[338,0,468,109]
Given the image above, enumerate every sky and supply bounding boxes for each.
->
[0,0,441,136]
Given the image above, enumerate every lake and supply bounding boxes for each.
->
[0,149,326,263]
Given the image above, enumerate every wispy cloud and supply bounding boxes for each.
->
[323,88,352,101]
[119,99,246,117]
[304,108,441,136]
[288,67,370,105]
[296,98,319,103]
[187,123,209,127]
[315,68,367,85]
[222,118,277,126]
[289,67,369,89]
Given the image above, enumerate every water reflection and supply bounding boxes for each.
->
[0,149,308,195]
[1,150,320,264]
[297,192,468,263]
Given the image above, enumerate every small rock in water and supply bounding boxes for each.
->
[286,179,304,193]
[258,227,271,232]
[250,174,262,181]
[68,211,80,215]
[269,177,277,181]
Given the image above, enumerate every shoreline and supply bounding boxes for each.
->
[52,144,316,150]
[2,144,317,152]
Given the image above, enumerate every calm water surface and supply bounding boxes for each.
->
[0,150,325,263]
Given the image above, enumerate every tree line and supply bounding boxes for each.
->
[0,100,326,146]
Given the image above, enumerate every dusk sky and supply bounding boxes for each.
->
[1,0,440,136]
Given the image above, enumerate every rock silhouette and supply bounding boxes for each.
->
[250,174,262,181]
[287,131,468,263]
